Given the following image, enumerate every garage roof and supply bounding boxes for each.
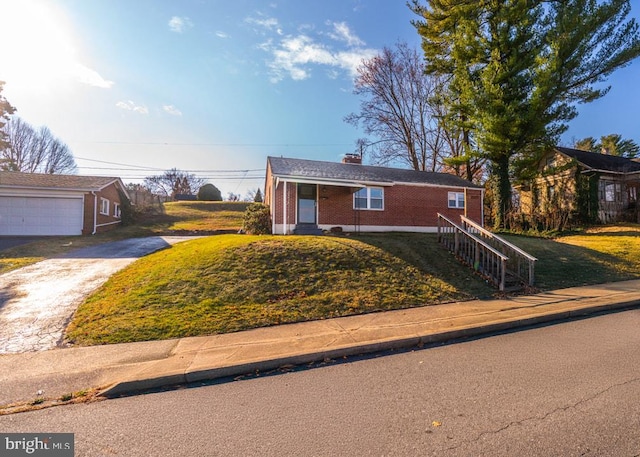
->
[0,171,125,192]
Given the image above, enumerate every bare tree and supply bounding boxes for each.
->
[144,168,206,199]
[2,117,77,174]
[39,127,77,173]
[345,42,452,172]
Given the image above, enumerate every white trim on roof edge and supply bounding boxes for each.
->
[274,175,378,188]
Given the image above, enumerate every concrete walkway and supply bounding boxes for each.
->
[1,279,639,407]
[0,236,197,354]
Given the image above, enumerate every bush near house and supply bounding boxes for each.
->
[242,203,271,235]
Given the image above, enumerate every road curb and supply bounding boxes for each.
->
[99,300,640,399]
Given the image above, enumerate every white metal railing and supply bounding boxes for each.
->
[437,213,508,291]
[460,215,537,287]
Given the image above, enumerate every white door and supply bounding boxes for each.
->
[0,196,84,236]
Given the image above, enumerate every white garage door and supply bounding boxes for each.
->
[0,196,84,236]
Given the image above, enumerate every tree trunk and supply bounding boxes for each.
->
[493,155,512,230]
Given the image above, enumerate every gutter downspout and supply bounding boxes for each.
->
[91,191,98,235]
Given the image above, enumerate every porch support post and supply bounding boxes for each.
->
[271,176,277,235]
[283,180,287,234]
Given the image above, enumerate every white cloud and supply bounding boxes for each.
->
[328,22,365,47]
[215,31,229,39]
[74,64,114,88]
[260,23,378,83]
[168,16,193,33]
[116,100,149,114]
[245,15,283,35]
[163,105,182,116]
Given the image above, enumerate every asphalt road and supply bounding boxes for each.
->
[1,309,639,456]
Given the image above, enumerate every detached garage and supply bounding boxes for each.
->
[0,172,130,236]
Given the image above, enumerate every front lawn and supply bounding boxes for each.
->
[65,234,490,345]
[64,225,640,346]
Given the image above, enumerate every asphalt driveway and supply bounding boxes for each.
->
[0,237,44,251]
[0,236,198,354]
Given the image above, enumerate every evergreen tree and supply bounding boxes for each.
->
[197,183,223,201]
[0,81,16,151]
[411,0,640,228]
[575,134,639,158]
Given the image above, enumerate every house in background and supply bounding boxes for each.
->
[264,155,484,235]
[516,146,640,224]
[0,172,130,236]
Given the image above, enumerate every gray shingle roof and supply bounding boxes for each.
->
[0,172,122,191]
[267,156,483,188]
[556,147,640,173]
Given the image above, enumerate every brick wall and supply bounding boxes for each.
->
[317,185,482,227]
[269,180,483,232]
[81,183,125,235]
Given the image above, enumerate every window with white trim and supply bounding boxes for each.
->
[100,197,110,215]
[114,203,121,218]
[354,187,384,210]
[448,192,465,209]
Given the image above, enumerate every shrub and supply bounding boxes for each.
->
[197,184,223,201]
[117,188,136,226]
[243,203,271,235]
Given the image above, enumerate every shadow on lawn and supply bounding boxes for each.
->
[346,232,639,295]
[499,234,640,290]
[344,232,497,299]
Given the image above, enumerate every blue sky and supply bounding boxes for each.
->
[2,0,640,198]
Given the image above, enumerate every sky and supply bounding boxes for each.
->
[2,0,640,199]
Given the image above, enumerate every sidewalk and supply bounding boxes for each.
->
[1,279,640,407]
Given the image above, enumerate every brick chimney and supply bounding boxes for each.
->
[342,153,362,164]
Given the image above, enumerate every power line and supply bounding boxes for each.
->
[77,165,265,174]
[77,173,264,181]
[75,157,265,174]
[74,141,352,147]
[74,156,159,170]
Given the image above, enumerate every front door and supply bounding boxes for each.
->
[297,184,317,224]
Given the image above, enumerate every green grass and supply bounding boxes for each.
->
[65,224,640,346]
[502,223,640,290]
[5,199,640,346]
[65,234,488,345]
[137,201,249,233]
[0,201,248,274]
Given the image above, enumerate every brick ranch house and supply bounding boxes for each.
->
[264,155,484,235]
[0,171,130,236]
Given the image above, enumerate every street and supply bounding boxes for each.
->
[1,309,639,456]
